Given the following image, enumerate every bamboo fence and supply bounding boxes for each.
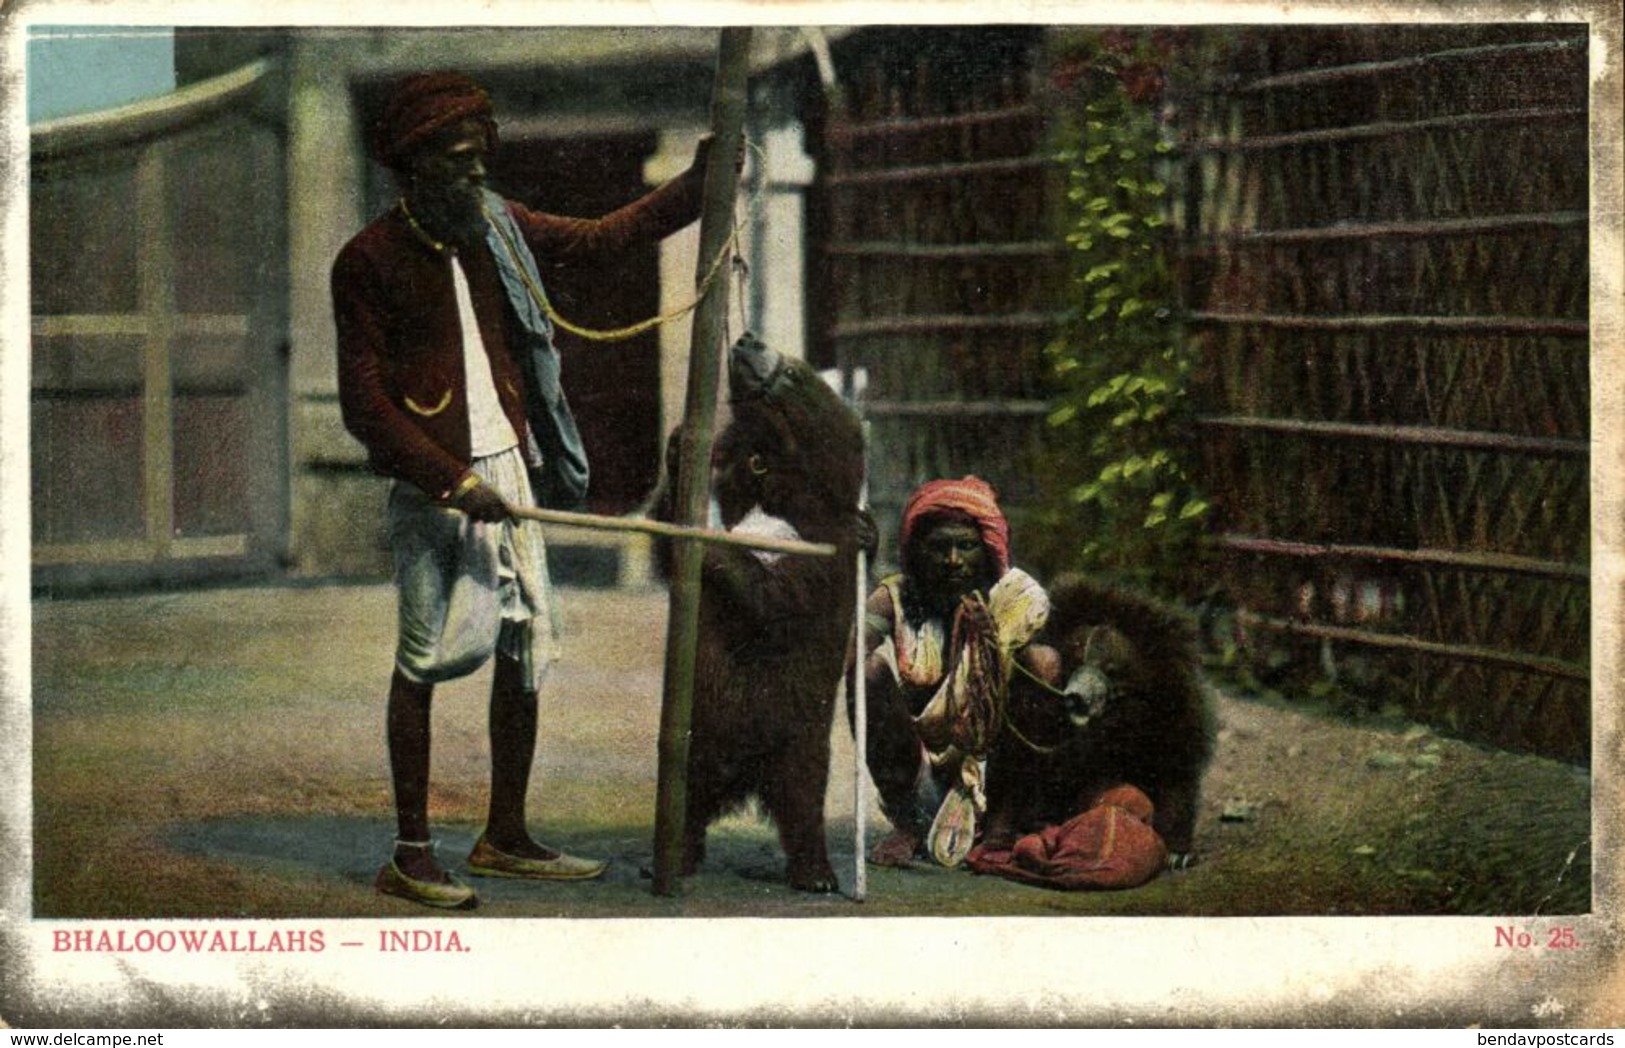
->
[1173,25,1590,760]
[812,28,1061,567]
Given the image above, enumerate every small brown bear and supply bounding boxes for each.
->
[656,333,872,892]
[983,574,1215,866]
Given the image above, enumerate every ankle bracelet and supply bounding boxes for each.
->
[394,838,436,852]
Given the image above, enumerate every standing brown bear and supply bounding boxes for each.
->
[656,333,872,892]
[983,574,1215,867]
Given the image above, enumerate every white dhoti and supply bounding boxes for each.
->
[388,447,562,692]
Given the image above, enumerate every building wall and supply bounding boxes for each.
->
[29,59,289,595]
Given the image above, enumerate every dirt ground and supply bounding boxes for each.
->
[27,579,1594,922]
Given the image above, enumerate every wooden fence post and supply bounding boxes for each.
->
[651,26,753,896]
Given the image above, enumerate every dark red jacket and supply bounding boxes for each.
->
[332,173,703,500]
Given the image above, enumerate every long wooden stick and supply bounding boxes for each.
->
[651,26,752,897]
[509,505,834,558]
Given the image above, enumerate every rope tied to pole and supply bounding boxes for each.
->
[481,138,768,344]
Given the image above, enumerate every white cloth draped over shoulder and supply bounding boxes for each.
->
[872,567,1051,810]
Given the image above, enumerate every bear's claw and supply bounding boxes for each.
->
[788,865,840,893]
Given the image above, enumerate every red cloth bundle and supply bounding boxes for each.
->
[965,784,1168,890]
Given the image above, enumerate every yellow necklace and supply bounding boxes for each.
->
[398,197,449,255]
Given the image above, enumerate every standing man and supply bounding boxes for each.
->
[333,72,710,909]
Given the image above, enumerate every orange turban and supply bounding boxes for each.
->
[900,476,1011,575]
[369,72,496,170]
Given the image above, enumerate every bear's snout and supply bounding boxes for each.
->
[729,332,780,400]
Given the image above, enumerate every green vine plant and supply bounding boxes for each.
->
[1025,28,1210,599]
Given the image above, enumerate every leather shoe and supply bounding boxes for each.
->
[466,836,607,881]
[375,859,478,910]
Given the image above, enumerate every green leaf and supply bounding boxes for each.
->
[1086,375,1127,405]
[1070,482,1102,503]
[1043,101,1208,591]
[1178,499,1210,519]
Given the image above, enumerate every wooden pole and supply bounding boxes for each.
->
[509,505,834,559]
[651,26,753,896]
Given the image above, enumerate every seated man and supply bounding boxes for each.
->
[854,477,1062,867]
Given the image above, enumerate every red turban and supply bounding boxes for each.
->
[369,72,496,170]
[900,476,1011,575]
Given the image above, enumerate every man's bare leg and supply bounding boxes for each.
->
[385,668,456,882]
[482,652,559,859]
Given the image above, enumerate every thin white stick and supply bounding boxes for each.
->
[509,504,835,558]
[853,544,868,901]
[852,414,871,902]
